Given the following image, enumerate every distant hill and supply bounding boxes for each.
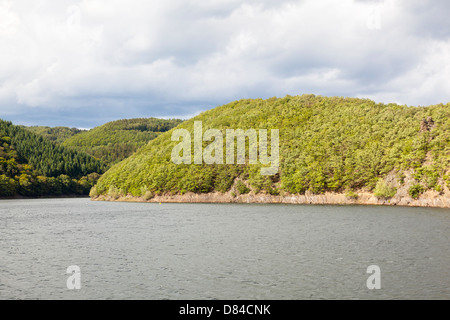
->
[0,119,105,197]
[62,118,183,165]
[24,126,82,144]
[91,95,450,206]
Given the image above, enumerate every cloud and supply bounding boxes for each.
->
[0,0,449,127]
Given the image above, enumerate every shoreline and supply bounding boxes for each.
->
[92,190,450,208]
[0,194,90,200]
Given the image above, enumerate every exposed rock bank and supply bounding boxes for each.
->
[92,190,450,208]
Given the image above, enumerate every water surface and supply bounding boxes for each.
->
[0,198,449,299]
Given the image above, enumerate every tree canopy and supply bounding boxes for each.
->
[91,95,450,199]
[0,119,105,197]
[62,118,183,165]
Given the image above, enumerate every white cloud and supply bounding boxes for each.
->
[364,39,450,105]
[0,0,449,126]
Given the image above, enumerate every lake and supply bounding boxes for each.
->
[0,198,449,300]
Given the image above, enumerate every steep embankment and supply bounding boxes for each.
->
[91,95,450,207]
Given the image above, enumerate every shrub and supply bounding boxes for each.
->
[266,186,280,195]
[423,169,439,189]
[345,190,359,200]
[443,174,450,190]
[236,180,250,195]
[0,174,16,196]
[143,190,154,200]
[408,184,424,199]
[397,172,406,185]
[89,185,98,198]
[373,179,397,199]
[108,186,122,200]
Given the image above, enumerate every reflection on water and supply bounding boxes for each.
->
[0,198,449,299]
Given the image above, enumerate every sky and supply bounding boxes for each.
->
[1,0,449,128]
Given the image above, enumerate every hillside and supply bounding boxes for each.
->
[62,118,183,165]
[91,95,450,207]
[0,119,105,197]
[24,126,82,144]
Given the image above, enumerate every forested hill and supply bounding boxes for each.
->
[24,126,82,144]
[91,95,449,203]
[62,118,183,165]
[0,119,105,197]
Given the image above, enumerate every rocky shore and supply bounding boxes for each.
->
[92,189,450,208]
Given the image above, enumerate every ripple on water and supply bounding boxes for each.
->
[1,198,449,299]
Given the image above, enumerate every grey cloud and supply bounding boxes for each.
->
[402,0,450,39]
[1,0,449,127]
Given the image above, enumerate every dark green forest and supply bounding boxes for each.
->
[92,95,450,200]
[0,119,104,197]
[0,117,182,197]
[62,118,183,165]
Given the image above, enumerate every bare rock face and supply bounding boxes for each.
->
[420,117,435,132]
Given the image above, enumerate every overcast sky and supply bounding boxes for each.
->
[1,0,449,128]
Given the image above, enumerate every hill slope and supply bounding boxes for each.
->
[0,119,105,197]
[24,126,82,144]
[91,95,450,206]
[63,118,183,165]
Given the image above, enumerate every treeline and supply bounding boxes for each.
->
[0,172,101,197]
[24,126,82,144]
[1,120,105,177]
[62,118,183,165]
[92,95,450,200]
[96,118,183,133]
[0,120,105,197]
